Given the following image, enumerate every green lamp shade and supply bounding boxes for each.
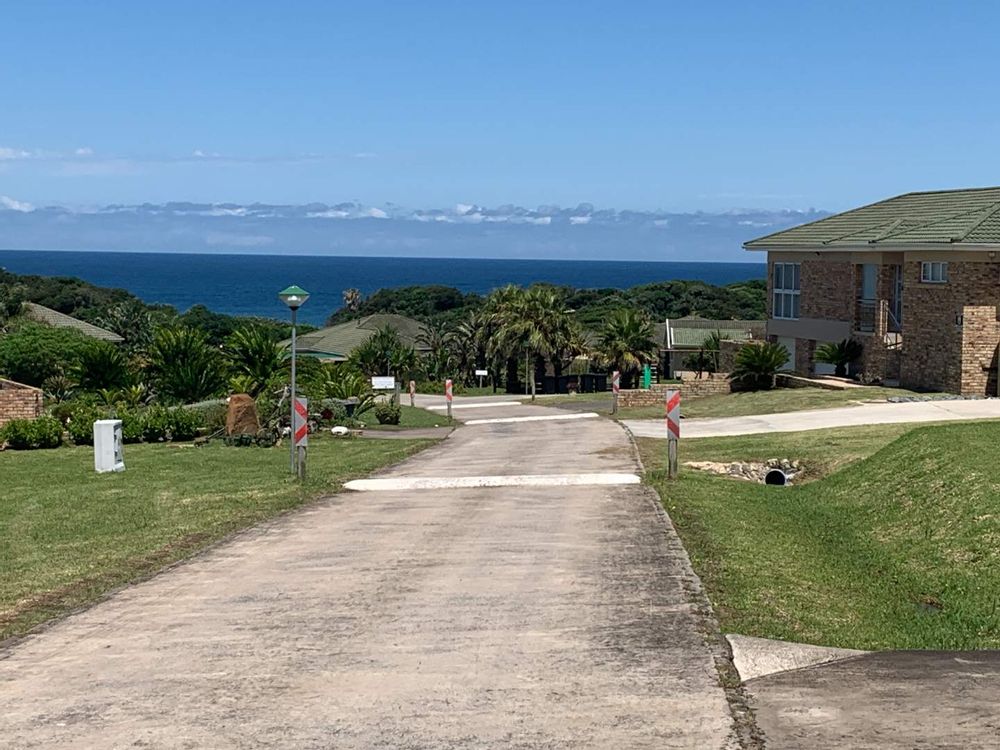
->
[279,285,310,309]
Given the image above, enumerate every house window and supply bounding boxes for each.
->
[920,261,948,283]
[772,262,800,319]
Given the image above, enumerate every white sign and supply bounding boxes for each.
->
[94,419,125,473]
[475,369,489,377]
[371,376,396,390]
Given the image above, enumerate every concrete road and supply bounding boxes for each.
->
[0,398,738,748]
[625,398,1000,439]
[746,650,1000,749]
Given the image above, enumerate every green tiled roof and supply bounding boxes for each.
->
[22,302,124,342]
[745,186,1000,249]
[291,314,428,360]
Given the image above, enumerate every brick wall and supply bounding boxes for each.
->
[959,305,1000,396]
[800,259,854,320]
[901,261,1000,393]
[0,379,43,427]
[618,373,731,407]
[794,337,816,375]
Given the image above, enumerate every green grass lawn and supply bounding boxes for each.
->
[620,385,919,420]
[0,435,434,641]
[641,421,1000,650]
[363,404,451,431]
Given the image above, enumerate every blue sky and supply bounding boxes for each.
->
[3,1,1000,212]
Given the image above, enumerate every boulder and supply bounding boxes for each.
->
[226,394,261,436]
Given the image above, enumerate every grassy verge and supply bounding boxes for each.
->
[0,435,435,641]
[363,404,451,431]
[622,385,918,420]
[641,422,1000,650]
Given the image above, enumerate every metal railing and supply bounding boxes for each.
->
[856,299,876,332]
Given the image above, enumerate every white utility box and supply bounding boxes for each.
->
[94,419,125,473]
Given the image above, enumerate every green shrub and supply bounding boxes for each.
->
[815,338,864,378]
[185,400,228,433]
[66,405,102,445]
[0,415,63,449]
[373,401,401,425]
[119,409,144,444]
[0,323,91,387]
[168,407,203,441]
[139,406,170,443]
[729,341,789,391]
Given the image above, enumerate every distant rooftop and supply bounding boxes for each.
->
[22,302,124,343]
[664,317,765,349]
[292,313,429,360]
[745,186,1000,249]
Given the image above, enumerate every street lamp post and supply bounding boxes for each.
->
[279,285,310,475]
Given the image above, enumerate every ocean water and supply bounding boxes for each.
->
[0,250,765,326]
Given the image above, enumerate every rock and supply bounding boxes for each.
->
[226,394,261,436]
[330,426,350,436]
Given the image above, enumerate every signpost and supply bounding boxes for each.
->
[293,396,308,480]
[409,379,416,407]
[611,370,620,414]
[665,389,680,479]
[445,379,454,421]
[475,368,488,389]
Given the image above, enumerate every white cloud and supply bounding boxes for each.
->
[0,147,32,160]
[0,195,35,212]
[366,207,388,219]
[569,216,591,225]
[74,147,94,156]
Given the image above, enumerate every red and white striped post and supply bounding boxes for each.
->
[293,396,308,480]
[665,389,680,479]
[409,379,416,408]
[611,370,621,414]
[445,379,454,421]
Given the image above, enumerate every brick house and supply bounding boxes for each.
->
[745,186,1000,396]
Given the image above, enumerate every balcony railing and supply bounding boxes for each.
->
[856,299,876,333]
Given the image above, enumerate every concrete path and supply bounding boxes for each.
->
[0,396,738,748]
[625,398,1000,439]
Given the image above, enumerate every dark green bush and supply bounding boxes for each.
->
[374,401,401,425]
[0,415,63,449]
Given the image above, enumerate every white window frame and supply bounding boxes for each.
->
[920,261,948,284]
[772,262,801,320]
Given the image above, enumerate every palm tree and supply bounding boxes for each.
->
[342,288,363,312]
[146,325,226,404]
[223,324,288,397]
[94,299,154,355]
[72,340,135,391]
[596,309,657,388]
[487,286,575,401]
[730,341,789,390]
[416,320,454,381]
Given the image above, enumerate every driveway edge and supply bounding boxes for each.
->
[620,421,767,750]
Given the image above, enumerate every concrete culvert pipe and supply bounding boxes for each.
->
[764,469,789,486]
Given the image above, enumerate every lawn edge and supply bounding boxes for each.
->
[0,437,439,655]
